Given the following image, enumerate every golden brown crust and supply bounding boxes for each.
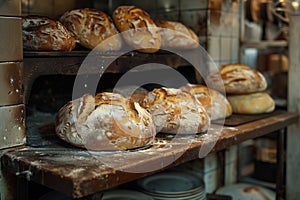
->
[22,15,76,51]
[208,64,268,94]
[154,20,199,49]
[180,84,232,120]
[141,87,210,134]
[55,93,156,150]
[227,92,275,114]
[60,8,122,50]
[112,6,161,53]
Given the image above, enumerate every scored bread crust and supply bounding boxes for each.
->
[22,15,76,51]
[227,92,275,114]
[60,8,122,50]
[180,84,232,120]
[55,93,156,150]
[208,64,267,94]
[112,6,161,53]
[140,87,210,134]
[154,20,199,49]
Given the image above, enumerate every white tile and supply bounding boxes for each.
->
[231,37,239,62]
[231,13,240,37]
[203,168,220,193]
[225,145,238,164]
[208,10,221,36]
[225,161,238,185]
[207,36,221,61]
[220,37,231,61]
[204,153,218,173]
[221,12,233,37]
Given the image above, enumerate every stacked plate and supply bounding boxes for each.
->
[101,189,154,200]
[136,171,206,200]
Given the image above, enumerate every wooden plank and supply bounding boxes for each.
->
[287,14,300,200]
[1,111,298,198]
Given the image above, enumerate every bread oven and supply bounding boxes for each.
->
[0,1,298,200]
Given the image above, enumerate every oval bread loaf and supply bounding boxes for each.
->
[180,84,232,120]
[55,92,156,150]
[227,92,275,114]
[22,15,76,51]
[208,64,267,94]
[112,6,161,53]
[154,20,199,49]
[140,87,210,134]
[60,8,122,50]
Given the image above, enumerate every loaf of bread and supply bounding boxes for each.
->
[227,92,275,114]
[180,84,232,120]
[22,15,76,51]
[112,6,161,53]
[60,8,122,51]
[55,92,156,150]
[154,20,199,49]
[140,87,210,134]
[208,64,267,94]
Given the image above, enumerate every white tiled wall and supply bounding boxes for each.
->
[225,145,238,185]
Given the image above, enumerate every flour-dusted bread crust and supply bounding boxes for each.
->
[154,20,199,49]
[140,87,210,134]
[22,15,76,51]
[208,64,267,94]
[55,93,156,150]
[227,92,275,114]
[112,6,161,53]
[181,84,232,120]
[60,8,122,50]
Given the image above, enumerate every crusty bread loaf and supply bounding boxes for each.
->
[208,64,267,94]
[60,8,122,51]
[227,92,275,114]
[55,93,156,150]
[154,20,199,49]
[140,87,210,134]
[180,84,232,120]
[112,6,161,53]
[22,15,76,51]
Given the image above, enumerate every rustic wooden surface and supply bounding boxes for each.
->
[1,111,298,198]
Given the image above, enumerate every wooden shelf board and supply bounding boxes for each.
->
[1,111,298,198]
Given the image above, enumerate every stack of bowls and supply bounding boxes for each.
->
[136,171,206,200]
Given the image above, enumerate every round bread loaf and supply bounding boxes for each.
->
[227,92,275,114]
[154,20,199,49]
[140,87,210,134]
[55,92,156,150]
[112,6,161,53]
[208,64,267,94]
[180,84,232,120]
[22,15,76,51]
[60,8,122,50]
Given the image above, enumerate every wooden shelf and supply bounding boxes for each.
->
[23,50,197,102]
[1,110,298,198]
[23,50,192,75]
